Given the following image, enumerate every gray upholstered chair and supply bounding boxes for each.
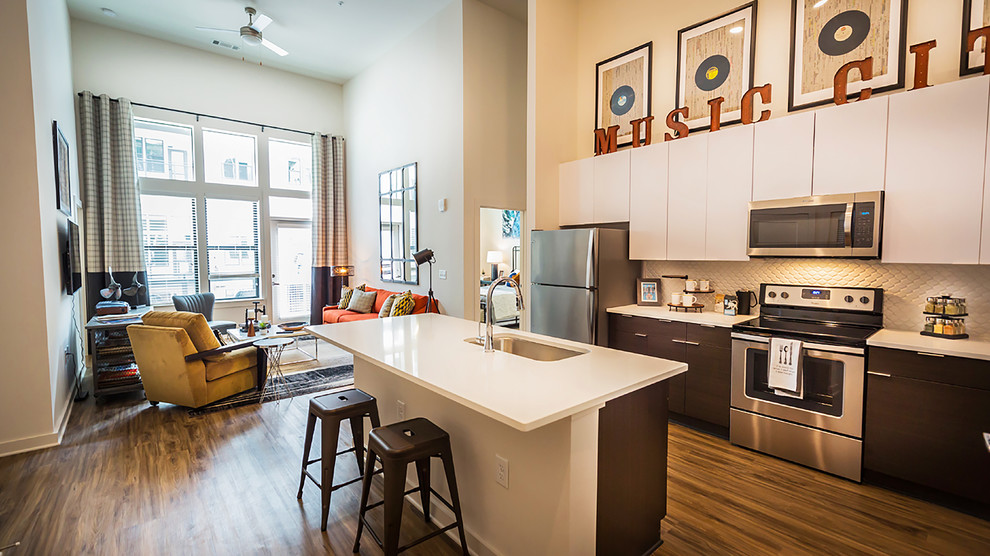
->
[172,292,237,343]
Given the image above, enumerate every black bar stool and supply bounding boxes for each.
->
[353,417,469,555]
[297,388,382,531]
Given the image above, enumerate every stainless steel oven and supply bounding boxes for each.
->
[729,284,883,482]
[747,191,883,258]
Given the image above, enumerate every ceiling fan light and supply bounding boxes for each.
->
[242,34,262,46]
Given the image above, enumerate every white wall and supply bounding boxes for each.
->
[0,0,81,456]
[344,1,467,317]
[70,18,344,134]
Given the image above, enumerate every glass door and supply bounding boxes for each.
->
[272,221,312,321]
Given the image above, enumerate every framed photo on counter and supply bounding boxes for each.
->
[637,278,662,307]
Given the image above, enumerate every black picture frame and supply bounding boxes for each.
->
[675,2,758,132]
[787,0,909,112]
[962,0,988,76]
[595,42,653,149]
[637,278,662,307]
[53,121,71,217]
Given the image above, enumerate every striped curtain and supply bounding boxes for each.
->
[310,134,348,324]
[78,92,148,318]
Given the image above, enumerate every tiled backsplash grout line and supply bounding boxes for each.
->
[643,259,990,341]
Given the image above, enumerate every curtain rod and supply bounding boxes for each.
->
[76,92,316,137]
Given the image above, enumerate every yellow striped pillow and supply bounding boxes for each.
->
[339,284,365,308]
[389,291,416,317]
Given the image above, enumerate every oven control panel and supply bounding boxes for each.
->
[761,284,882,312]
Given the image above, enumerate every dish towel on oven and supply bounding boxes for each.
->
[768,337,803,398]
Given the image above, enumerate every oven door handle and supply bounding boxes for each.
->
[731,333,865,356]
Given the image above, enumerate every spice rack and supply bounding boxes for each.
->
[921,295,969,340]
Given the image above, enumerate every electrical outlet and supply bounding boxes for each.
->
[495,454,509,489]
[438,270,447,280]
[396,400,406,420]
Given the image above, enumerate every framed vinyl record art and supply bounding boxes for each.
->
[788,0,907,111]
[596,42,652,148]
[962,0,990,75]
[676,2,757,131]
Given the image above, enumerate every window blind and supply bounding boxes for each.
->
[140,194,199,305]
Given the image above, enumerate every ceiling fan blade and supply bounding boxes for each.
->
[196,26,239,33]
[261,38,288,56]
[251,13,273,31]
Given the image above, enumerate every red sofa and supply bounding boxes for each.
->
[323,286,436,324]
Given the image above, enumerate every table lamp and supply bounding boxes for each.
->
[486,251,504,280]
[413,248,437,313]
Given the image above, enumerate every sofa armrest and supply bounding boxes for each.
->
[185,338,258,362]
[325,305,339,310]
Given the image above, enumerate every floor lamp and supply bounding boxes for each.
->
[413,248,437,313]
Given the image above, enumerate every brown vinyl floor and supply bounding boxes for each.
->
[0,387,988,555]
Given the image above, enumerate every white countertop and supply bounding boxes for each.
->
[607,304,758,328]
[868,329,990,361]
[306,314,687,432]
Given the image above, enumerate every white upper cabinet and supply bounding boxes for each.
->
[984,110,990,264]
[884,76,990,264]
[753,111,816,201]
[813,97,889,195]
[667,135,708,261]
[706,125,754,261]
[558,158,594,226]
[593,149,631,223]
[629,142,669,260]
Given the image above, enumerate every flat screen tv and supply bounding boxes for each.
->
[62,219,82,294]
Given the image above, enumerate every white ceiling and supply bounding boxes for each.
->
[66,0,462,83]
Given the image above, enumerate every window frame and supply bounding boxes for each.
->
[134,106,313,313]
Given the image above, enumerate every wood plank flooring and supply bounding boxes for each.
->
[1,389,988,555]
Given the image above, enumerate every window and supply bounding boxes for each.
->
[134,119,193,181]
[204,129,257,186]
[206,198,260,300]
[140,195,198,305]
[269,138,312,191]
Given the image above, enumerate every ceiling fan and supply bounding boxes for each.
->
[196,6,288,56]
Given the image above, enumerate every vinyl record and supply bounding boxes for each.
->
[818,10,871,57]
[609,85,636,116]
[694,54,731,92]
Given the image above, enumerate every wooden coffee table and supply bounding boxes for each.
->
[228,325,319,364]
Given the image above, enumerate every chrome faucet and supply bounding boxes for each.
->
[485,276,525,352]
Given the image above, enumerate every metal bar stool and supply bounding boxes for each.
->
[353,417,469,556]
[297,388,382,531]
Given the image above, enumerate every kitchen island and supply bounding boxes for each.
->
[306,314,687,556]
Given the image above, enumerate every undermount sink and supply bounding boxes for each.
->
[464,334,589,362]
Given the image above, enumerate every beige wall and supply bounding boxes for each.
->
[70,19,344,134]
[344,1,467,316]
[0,0,81,455]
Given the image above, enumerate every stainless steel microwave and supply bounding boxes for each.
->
[747,191,883,258]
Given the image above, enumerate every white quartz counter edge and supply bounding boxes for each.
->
[607,304,758,328]
[867,329,990,361]
[306,315,688,432]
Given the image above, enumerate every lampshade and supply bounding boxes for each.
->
[413,248,435,266]
[331,265,354,277]
[486,251,504,264]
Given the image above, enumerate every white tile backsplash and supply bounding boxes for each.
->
[643,259,990,340]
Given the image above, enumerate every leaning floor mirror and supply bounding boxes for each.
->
[379,162,419,284]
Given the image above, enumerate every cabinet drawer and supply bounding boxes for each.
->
[685,323,731,349]
[610,329,652,356]
[610,313,655,334]
[652,320,688,362]
[868,347,990,390]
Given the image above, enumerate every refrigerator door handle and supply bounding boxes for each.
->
[588,296,597,344]
[586,231,596,288]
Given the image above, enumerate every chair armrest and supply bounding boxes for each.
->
[185,338,258,362]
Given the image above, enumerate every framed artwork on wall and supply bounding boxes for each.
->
[962,0,990,75]
[675,2,758,131]
[596,42,652,149]
[788,0,907,111]
[53,121,71,217]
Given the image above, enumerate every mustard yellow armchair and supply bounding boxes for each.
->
[127,311,265,408]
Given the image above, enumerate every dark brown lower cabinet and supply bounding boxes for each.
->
[608,314,730,430]
[865,347,990,506]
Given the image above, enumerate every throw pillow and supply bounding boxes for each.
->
[339,283,365,308]
[346,289,377,314]
[389,291,416,317]
[378,294,398,318]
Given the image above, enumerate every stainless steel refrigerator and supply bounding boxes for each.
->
[530,228,640,346]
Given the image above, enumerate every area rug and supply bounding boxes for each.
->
[188,364,354,415]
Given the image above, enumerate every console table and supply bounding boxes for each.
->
[85,307,152,399]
